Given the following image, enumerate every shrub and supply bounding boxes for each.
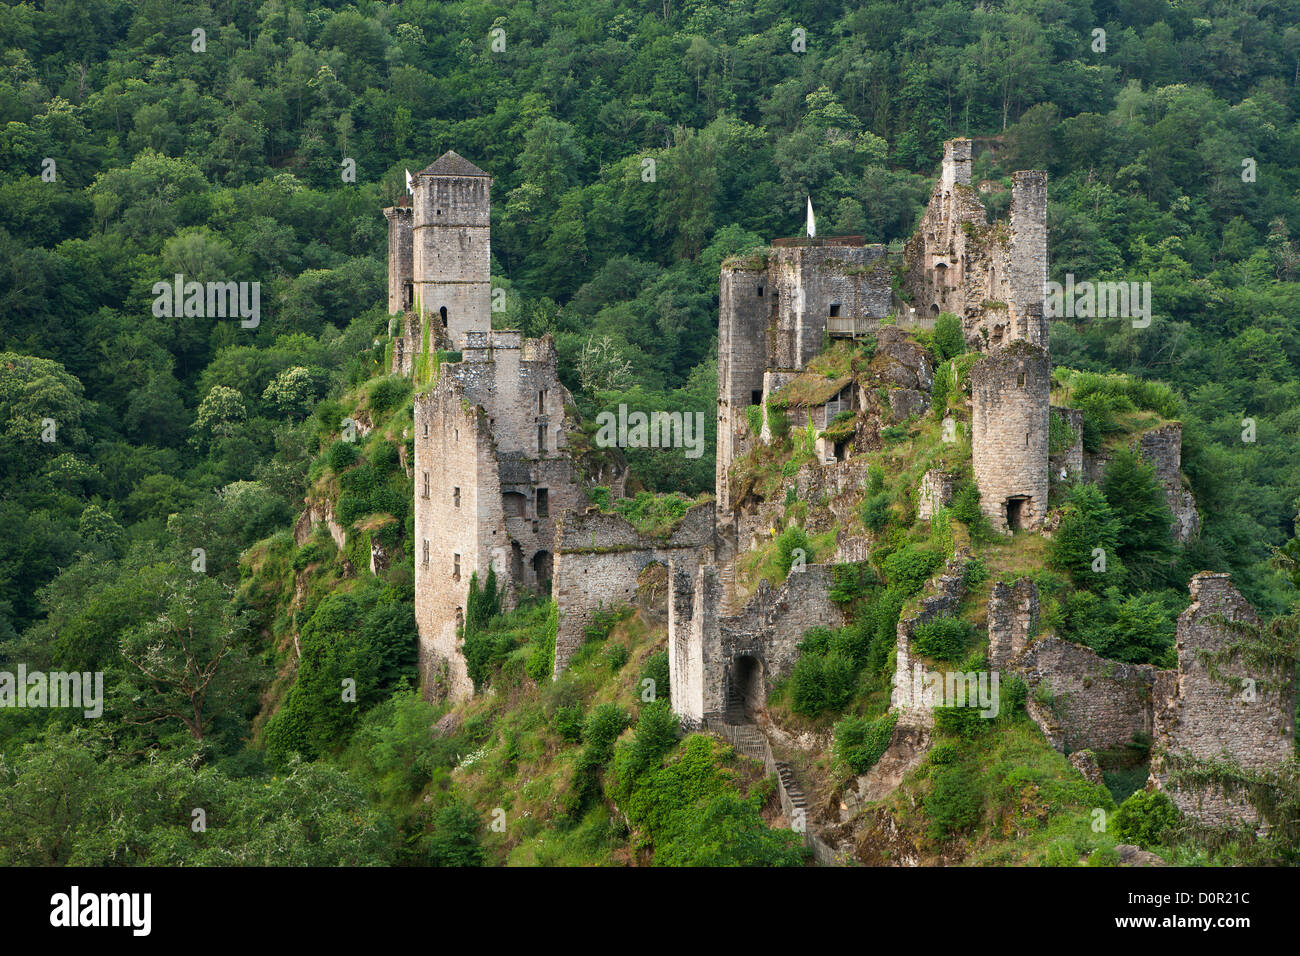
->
[553,704,584,743]
[745,404,764,436]
[861,492,891,532]
[606,643,629,671]
[925,765,984,838]
[790,646,858,717]
[640,650,670,705]
[933,706,986,739]
[882,546,943,596]
[425,800,486,867]
[911,616,975,662]
[931,360,953,415]
[834,711,898,773]
[933,312,964,360]
[1113,789,1179,849]
[369,376,411,415]
[998,675,1028,717]
[327,439,359,472]
[961,557,988,590]
[928,741,960,766]
[776,525,812,578]
[1048,483,1123,587]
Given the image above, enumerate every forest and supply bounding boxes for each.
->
[0,0,1298,865]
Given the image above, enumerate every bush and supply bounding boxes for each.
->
[553,704,584,743]
[368,376,411,415]
[861,492,891,532]
[928,741,960,766]
[834,711,898,773]
[775,525,812,578]
[924,765,984,838]
[933,706,987,739]
[640,650,670,705]
[961,557,988,590]
[882,546,943,596]
[1113,789,1179,849]
[998,675,1028,717]
[605,643,629,671]
[1048,483,1123,588]
[745,403,763,436]
[790,646,858,717]
[933,312,964,361]
[327,439,359,472]
[425,800,485,867]
[911,616,975,662]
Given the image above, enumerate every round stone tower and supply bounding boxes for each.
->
[971,339,1050,533]
[411,151,492,349]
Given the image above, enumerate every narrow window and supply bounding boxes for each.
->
[453,486,461,508]
[423,421,429,438]
[453,553,461,581]
[422,540,429,565]
[422,472,429,498]
[757,285,764,297]
[538,389,546,414]
[439,306,448,328]
[1017,371,1025,387]
[536,488,550,518]
[538,424,547,453]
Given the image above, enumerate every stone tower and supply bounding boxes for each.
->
[411,151,492,350]
[383,198,414,315]
[1009,170,1048,346]
[971,332,1050,533]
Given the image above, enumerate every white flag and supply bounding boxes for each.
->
[405,169,414,195]
[806,196,816,238]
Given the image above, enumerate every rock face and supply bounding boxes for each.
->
[1149,572,1296,828]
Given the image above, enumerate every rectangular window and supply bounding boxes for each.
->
[757,285,764,297]
[538,389,546,414]
[453,486,461,508]
[536,488,549,518]
[422,541,429,565]
[829,303,841,317]
[751,389,763,406]
[453,553,461,581]
[422,473,429,498]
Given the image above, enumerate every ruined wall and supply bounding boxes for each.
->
[673,563,843,727]
[1137,423,1200,544]
[902,138,1047,351]
[1049,406,1084,481]
[916,469,956,521]
[413,333,586,700]
[1150,572,1296,828]
[552,502,715,675]
[384,203,413,316]
[890,557,966,723]
[1016,636,1159,752]
[412,169,491,349]
[716,264,769,513]
[971,340,1050,532]
[987,577,1039,670]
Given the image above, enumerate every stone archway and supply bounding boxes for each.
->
[532,550,553,595]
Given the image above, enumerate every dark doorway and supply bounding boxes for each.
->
[439,305,448,328]
[532,550,553,595]
[728,655,764,721]
[1006,496,1027,531]
[510,541,524,583]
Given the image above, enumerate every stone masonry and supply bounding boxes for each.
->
[1150,572,1296,828]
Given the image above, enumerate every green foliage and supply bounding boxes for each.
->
[933,312,965,361]
[1113,790,1179,849]
[1048,484,1124,589]
[775,525,812,578]
[924,765,984,838]
[961,557,988,591]
[861,492,891,532]
[1100,447,1176,590]
[881,546,944,596]
[424,800,486,867]
[834,712,898,773]
[1048,410,1078,457]
[912,616,976,663]
[745,403,763,436]
[640,651,671,705]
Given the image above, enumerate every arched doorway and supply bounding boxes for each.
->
[532,550,553,595]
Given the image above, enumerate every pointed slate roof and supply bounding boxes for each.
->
[420,150,490,177]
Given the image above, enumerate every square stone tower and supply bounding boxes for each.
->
[410,151,492,350]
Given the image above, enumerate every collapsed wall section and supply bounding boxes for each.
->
[552,502,716,676]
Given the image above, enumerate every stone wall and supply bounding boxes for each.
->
[971,340,1050,532]
[413,333,586,701]
[383,202,413,316]
[987,577,1039,670]
[672,563,843,727]
[1150,572,1296,828]
[552,501,716,675]
[1137,423,1200,543]
[1015,635,1159,752]
[890,557,966,722]
[916,469,956,520]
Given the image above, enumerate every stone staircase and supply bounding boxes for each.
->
[718,564,738,615]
